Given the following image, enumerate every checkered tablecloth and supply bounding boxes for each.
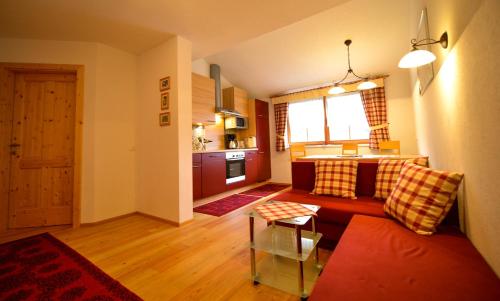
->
[254,201,317,222]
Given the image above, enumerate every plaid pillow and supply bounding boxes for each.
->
[384,162,463,235]
[374,157,429,199]
[312,160,358,198]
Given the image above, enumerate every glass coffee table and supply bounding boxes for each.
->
[247,201,323,299]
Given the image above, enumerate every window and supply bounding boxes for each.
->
[288,98,325,143]
[326,93,370,141]
[287,93,369,144]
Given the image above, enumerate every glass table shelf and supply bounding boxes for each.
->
[250,225,322,261]
[253,254,323,297]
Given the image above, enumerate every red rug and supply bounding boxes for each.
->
[239,183,291,197]
[194,194,261,217]
[0,233,142,301]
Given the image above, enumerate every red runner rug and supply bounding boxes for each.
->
[0,233,142,301]
[194,194,261,217]
[194,183,290,217]
[239,183,291,197]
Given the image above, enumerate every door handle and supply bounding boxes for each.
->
[9,143,20,155]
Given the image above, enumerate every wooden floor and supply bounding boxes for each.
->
[0,188,331,301]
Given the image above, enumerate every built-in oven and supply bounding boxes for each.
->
[226,151,245,184]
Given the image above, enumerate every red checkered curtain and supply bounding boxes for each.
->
[274,103,288,151]
[360,87,390,149]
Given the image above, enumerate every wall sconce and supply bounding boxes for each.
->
[399,32,448,68]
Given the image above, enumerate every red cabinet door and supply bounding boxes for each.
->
[245,151,258,185]
[193,154,202,200]
[255,100,271,181]
[201,152,227,197]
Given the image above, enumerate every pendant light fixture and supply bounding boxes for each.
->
[399,32,448,68]
[328,39,377,95]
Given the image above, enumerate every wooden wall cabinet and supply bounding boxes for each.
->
[193,154,202,200]
[223,86,249,117]
[192,73,216,124]
[255,100,272,181]
[201,152,226,198]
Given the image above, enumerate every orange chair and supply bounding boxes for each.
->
[342,143,358,155]
[290,143,306,162]
[379,140,401,155]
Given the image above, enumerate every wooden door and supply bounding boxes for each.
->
[201,152,227,197]
[255,100,271,181]
[8,72,76,228]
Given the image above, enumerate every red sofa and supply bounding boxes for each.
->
[273,161,458,246]
[309,215,500,301]
[271,161,500,300]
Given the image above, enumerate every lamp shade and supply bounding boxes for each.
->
[328,85,346,95]
[357,80,377,90]
[398,49,436,68]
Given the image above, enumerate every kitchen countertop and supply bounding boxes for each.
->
[296,154,427,162]
[192,148,258,154]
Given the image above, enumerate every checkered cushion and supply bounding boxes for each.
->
[312,160,358,199]
[254,201,316,222]
[374,157,429,199]
[384,162,463,235]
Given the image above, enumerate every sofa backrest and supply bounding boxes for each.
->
[291,160,460,228]
[291,161,379,196]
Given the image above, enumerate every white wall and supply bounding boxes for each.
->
[269,71,419,183]
[410,0,500,276]
[191,58,233,89]
[93,44,137,221]
[0,38,137,223]
[136,36,193,224]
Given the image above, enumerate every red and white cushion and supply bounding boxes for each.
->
[384,162,463,235]
[254,201,316,222]
[312,160,358,198]
[374,157,429,199]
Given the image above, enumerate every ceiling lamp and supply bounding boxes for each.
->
[328,39,377,95]
[399,32,448,68]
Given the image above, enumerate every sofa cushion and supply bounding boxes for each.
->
[292,161,379,197]
[384,163,464,235]
[312,160,358,198]
[271,190,385,226]
[374,158,429,199]
[309,215,500,301]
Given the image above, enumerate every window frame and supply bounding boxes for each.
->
[287,95,370,146]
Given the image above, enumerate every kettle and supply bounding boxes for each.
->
[229,140,237,149]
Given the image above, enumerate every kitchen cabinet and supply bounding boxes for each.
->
[192,73,216,124]
[193,154,202,200]
[201,152,226,197]
[255,100,272,181]
[245,151,258,184]
[223,86,249,117]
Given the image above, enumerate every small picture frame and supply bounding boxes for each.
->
[159,76,170,91]
[160,92,169,110]
[159,112,170,126]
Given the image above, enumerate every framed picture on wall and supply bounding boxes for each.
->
[416,8,435,95]
[160,92,169,110]
[159,76,170,91]
[159,112,170,126]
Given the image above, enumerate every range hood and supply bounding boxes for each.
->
[210,64,242,117]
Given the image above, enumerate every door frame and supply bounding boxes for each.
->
[0,63,84,232]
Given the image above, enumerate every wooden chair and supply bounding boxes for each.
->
[290,143,306,162]
[379,140,401,155]
[342,143,358,155]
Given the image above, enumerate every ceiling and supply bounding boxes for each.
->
[0,0,350,58]
[205,0,415,98]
